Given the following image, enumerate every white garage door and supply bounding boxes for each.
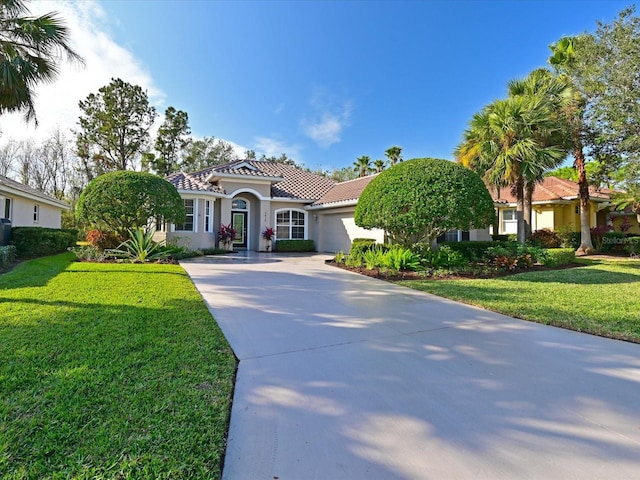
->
[319,213,384,253]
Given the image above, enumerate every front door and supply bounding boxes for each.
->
[232,211,248,248]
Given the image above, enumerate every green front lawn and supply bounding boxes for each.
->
[0,253,236,479]
[399,257,640,342]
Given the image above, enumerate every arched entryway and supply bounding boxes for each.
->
[231,197,250,249]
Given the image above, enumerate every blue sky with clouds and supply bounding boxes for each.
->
[0,1,632,172]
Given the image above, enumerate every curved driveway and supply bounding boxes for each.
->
[181,253,640,480]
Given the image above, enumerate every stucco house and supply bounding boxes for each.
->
[162,160,491,253]
[0,175,70,229]
[490,176,640,235]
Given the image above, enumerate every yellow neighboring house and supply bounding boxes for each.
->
[491,176,640,235]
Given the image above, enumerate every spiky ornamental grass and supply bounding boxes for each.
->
[0,253,236,479]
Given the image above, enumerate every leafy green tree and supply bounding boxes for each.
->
[0,0,83,123]
[76,171,185,238]
[181,136,238,172]
[76,78,157,178]
[353,155,372,178]
[144,106,191,176]
[355,158,496,248]
[385,146,403,166]
[328,166,359,182]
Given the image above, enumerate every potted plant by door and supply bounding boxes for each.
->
[218,223,237,251]
[262,227,275,251]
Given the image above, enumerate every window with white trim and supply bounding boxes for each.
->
[502,209,517,234]
[33,204,40,223]
[3,197,11,220]
[276,209,306,240]
[175,199,195,232]
[204,200,213,233]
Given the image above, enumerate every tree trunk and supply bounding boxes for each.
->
[515,179,526,244]
[523,181,534,241]
[574,146,595,255]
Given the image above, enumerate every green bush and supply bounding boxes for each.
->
[529,229,562,248]
[0,245,17,270]
[347,242,390,267]
[556,226,580,249]
[11,227,76,258]
[347,244,421,272]
[441,241,506,263]
[486,243,546,270]
[624,237,640,256]
[201,247,229,255]
[415,244,469,269]
[492,234,510,242]
[600,231,627,253]
[70,245,109,262]
[274,239,315,252]
[541,248,576,267]
[351,238,376,245]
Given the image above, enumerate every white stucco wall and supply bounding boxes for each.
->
[2,194,63,228]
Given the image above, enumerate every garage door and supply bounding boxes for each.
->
[319,213,384,253]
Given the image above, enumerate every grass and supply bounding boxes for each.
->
[398,257,640,342]
[0,253,237,479]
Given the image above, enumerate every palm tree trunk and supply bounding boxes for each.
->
[515,178,526,244]
[524,181,534,240]
[574,146,595,255]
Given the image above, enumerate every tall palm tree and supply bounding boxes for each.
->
[455,93,567,243]
[373,159,387,173]
[508,69,572,238]
[353,155,372,178]
[0,0,83,123]
[549,36,596,254]
[384,146,402,166]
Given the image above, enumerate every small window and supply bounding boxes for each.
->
[275,209,306,240]
[175,199,195,231]
[232,199,247,210]
[4,198,11,220]
[502,209,517,234]
[204,200,213,233]
[33,204,40,223]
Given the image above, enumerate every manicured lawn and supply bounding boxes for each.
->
[399,257,640,342]
[0,253,237,479]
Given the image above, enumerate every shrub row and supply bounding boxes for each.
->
[275,239,316,252]
[540,248,576,267]
[11,227,78,258]
[0,245,17,270]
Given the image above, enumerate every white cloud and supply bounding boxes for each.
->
[0,0,164,143]
[301,90,352,148]
[254,136,301,159]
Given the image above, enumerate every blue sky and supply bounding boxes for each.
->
[0,0,633,172]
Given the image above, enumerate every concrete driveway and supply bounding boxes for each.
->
[181,252,640,480]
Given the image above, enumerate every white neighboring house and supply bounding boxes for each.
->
[162,160,491,253]
[0,175,70,229]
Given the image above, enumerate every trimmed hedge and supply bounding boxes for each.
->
[0,245,17,270]
[541,248,576,267]
[275,239,316,252]
[11,227,78,258]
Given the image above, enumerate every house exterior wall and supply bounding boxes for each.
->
[0,192,63,228]
[611,215,640,234]
[166,195,217,250]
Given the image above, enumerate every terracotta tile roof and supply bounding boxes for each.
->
[0,174,69,208]
[166,160,336,200]
[490,176,618,203]
[312,174,378,206]
[166,170,224,193]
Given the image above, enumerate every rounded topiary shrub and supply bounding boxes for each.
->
[354,158,496,247]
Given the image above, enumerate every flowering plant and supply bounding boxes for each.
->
[218,223,237,243]
[262,227,275,241]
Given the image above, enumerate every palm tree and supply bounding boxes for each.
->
[508,69,572,238]
[0,0,83,123]
[353,155,372,178]
[455,92,567,243]
[549,36,596,254]
[384,146,402,166]
[373,159,387,173]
